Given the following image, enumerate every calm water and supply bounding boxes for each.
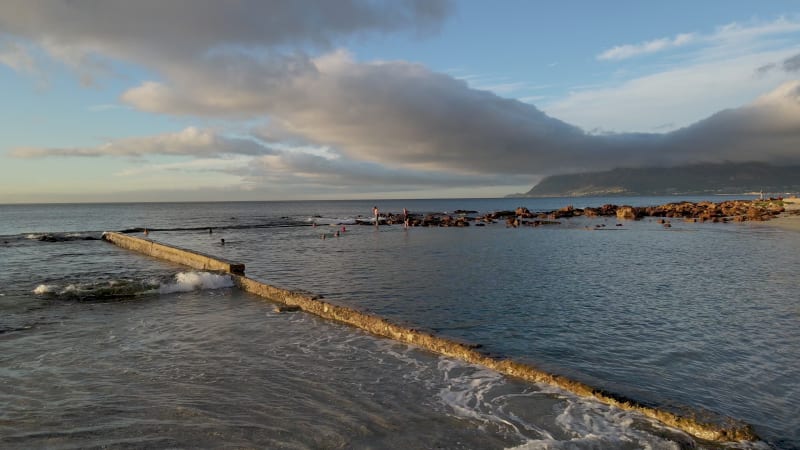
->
[1,197,797,449]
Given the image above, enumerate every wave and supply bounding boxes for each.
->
[430,358,732,449]
[25,233,101,242]
[32,271,233,301]
[158,272,234,294]
[305,216,359,226]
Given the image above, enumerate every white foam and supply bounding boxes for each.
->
[436,358,545,442]
[504,388,689,450]
[306,216,357,225]
[158,272,233,294]
[433,358,701,449]
[62,284,79,293]
[33,284,57,294]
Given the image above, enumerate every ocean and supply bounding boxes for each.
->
[1,197,797,449]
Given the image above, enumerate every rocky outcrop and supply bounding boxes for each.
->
[354,199,786,228]
[533,199,785,223]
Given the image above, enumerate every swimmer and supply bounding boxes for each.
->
[220,238,225,245]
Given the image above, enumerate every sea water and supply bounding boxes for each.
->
[0,198,797,449]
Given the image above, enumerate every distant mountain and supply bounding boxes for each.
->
[512,162,800,197]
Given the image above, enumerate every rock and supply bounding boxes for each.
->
[616,206,637,220]
[515,207,533,218]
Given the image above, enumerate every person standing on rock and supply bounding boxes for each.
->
[403,207,409,229]
[373,206,379,228]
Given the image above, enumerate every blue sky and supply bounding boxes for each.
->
[1,0,800,202]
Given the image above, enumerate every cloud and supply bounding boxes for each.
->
[566,17,800,133]
[580,80,800,170]
[236,151,533,191]
[756,62,778,76]
[783,53,800,72]
[599,17,800,62]
[755,52,800,76]
[0,0,451,76]
[662,80,800,164]
[114,48,596,175]
[10,127,274,158]
[546,48,800,133]
[598,33,695,61]
[2,3,800,197]
[21,79,800,182]
[114,157,252,177]
[0,41,37,74]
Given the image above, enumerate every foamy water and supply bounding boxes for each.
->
[31,271,234,299]
[158,271,234,294]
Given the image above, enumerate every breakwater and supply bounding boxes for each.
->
[102,231,244,275]
[101,231,758,443]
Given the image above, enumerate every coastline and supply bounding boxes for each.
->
[764,197,800,232]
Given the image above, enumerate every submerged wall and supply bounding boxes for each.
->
[102,231,244,275]
[102,230,756,443]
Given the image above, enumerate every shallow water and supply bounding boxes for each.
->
[1,198,796,448]
[1,242,695,450]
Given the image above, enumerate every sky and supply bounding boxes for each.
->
[1,0,800,203]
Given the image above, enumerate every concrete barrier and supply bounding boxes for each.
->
[102,231,245,275]
[103,231,757,443]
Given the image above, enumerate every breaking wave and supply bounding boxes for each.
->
[32,271,234,301]
[25,232,101,242]
[158,272,234,294]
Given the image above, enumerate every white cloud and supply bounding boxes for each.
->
[10,127,274,158]
[0,41,37,74]
[711,16,800,44]
[598,17,800,62]
[114,156,251,177]
[545,49,800,132]
[598,33,695,61]
[552,17,800,133]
